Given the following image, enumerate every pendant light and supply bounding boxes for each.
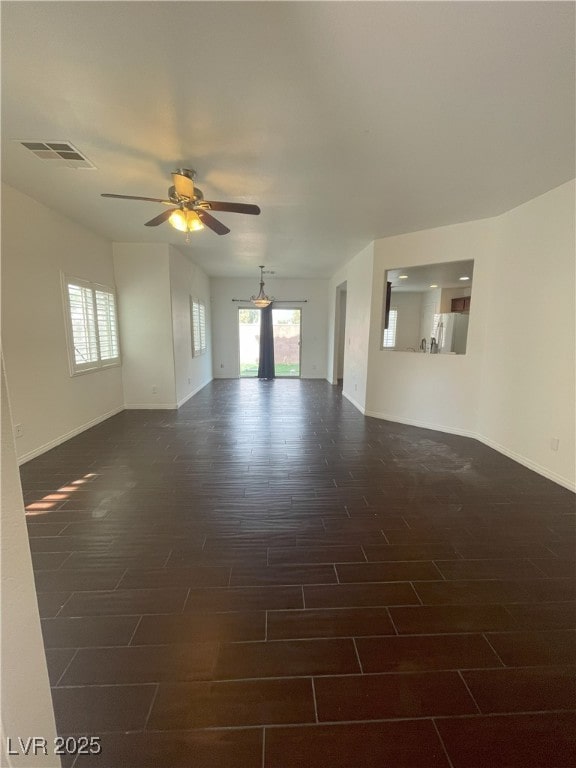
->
[250,266,274,308]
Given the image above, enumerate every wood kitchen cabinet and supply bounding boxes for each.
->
[451,296,471,312]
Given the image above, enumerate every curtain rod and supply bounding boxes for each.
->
[231,299,308,303]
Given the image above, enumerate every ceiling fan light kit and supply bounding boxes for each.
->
[101,168,260,238]
[250,266,274,308]
[168,209,204,233]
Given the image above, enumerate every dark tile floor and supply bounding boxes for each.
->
[20,379,576,767]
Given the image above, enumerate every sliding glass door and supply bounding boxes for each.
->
[238,308,301,378]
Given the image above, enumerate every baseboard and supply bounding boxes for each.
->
[357,406,575,492]
[476,433,575,492]
[18,406,125,465]
[342,390,366,413]
[123,403,178,410]
[16,382,213,463]
[363,408,478,439]
[176,378,212,408]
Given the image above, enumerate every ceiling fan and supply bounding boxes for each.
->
[101,168,260,236]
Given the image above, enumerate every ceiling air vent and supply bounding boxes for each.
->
[16,140,96,169]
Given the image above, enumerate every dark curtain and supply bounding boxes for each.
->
[258,305,275,379]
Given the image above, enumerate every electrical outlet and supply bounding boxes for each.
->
[220,363,224,368]
[550,437,560,451]
[188,377,192,385]
[152,385,158,395]
[14,424,23,438]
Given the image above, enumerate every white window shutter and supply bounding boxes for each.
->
[95,289,120,361]
[64,276,120,375]
[383,308,398,348]
[67,283,99,368]
[191,298,207,357]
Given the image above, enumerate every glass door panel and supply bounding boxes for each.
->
[238,308,260,377]
[272,308,301,377]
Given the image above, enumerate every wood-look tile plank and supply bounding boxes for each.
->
[336,561,440,582]
[355,633,503,672]
[148,678,315,729]
[36,591,72,618]
[52,684,156,732]
[462,666,576,713]
[59,588,188,617]
[485,629,576,666]
[213,639,360,679]
[363,543,461,561]
[304,582,419,609]
[45,648,76,685]
[436,713,576,768]
[434,559,547,580]
[267,545,365,565]
[389,605,519,634]
[59,643,219,685]
[230,563,337,586]
[184,586,303,613]
[118,565,230,589]
[265,720,451,768]
[34,569,124,593]
[132,612,266,644]
[504,602,576,630]
[73,729,263,768]
[413,579,529,605]
[314,671,477,720]
[42,615,140,648]
[267,607,396,639]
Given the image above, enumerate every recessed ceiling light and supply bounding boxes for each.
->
[429,284,438,288]
[398,275,408,279]
[459,276,470,281]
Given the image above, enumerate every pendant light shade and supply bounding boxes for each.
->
[250,266,274,308]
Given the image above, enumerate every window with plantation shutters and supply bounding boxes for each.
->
[63,275,120,375]
[382,308,398,348]
[95,290,119,360]
[190,297,207,357]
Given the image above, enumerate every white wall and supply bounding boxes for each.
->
[1,358,61,767]
[168,246,212,406]
[210,277,329,379]
[358,180,574,490]
[477,180,575,488]
[1,184,124,462]
[366,217,492,436]
[327,243,375,410]
[113,243,176,408]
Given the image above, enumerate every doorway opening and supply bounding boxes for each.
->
[238,308,301,378]
[332,282,347,386]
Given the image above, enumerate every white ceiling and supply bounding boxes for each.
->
[1,1,574,278]
[387,259,474,292]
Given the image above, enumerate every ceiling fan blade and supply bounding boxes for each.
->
[198,210,230,235]
[101,193,172,204]
[205,201,261,215]
[172,172,195,200]
[144,208,175,227]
